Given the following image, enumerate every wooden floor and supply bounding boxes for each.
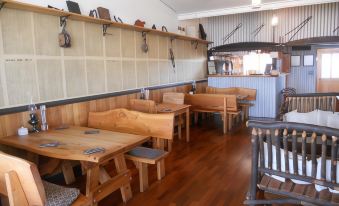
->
[96,119,254,206]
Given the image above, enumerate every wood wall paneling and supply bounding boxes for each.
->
[0,8,207,111]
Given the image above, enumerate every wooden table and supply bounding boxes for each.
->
[0,126,149,205]
[157,103,191,143]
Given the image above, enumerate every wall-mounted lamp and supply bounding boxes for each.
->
[271,15,278,42]
[271,16,279,26]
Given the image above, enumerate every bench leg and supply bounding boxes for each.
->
[228,115,233,131]
[178,114,182,140]
[157,159,165,180]
[222,113,228,134]
[194,112,199,125]
[138,162,149,192]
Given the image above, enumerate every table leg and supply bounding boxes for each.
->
[62,160,76,185]
[178,114,182,140]
[85,164,99,205]
[114,154,132,203]
[186,109,190,142]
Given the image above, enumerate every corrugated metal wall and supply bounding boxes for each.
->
[200,2,339,94]
[287,49,317,93]
[204,2,339,47]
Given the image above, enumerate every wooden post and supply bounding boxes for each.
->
[292,130,298,175]
[248,128,259,204]
[311,132,317,178]
[331,136,337,183]
[283,129,289,174]
[301,131,307,176]
[186,108,190,142]
[275,129,281,172]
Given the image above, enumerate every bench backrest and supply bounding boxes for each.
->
[184,94,238,112]
[129,99,156,113]
[0,152,45,206]
[286,95,337,113]
[248,120,339,193]
[206,86,257,101]
[88,108,174,140]
[163,92,185,105]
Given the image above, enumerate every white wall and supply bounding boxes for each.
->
[16,0,179,32]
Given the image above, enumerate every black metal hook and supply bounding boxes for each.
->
[102,24,112,36]
[60,16,68,27]
[191,40,198,49]
[0,2,6,11]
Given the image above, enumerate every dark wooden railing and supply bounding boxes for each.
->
[245,120,339,206]
[286,94,338,113]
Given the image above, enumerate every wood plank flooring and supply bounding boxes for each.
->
[98,120,254,206]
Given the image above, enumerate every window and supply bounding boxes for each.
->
[321,53,339,78]
[243,53,272,74]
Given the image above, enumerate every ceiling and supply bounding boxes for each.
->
[161,0,339,20]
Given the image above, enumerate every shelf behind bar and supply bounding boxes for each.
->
[1,0,212,44]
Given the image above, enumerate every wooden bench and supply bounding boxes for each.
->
[184,94,240,133]
[245,120,339,206]
[0,151,90,206]
[88,108,174,192]
[129,99,157,114]
[162,92,185,140]
[206,86,256,120]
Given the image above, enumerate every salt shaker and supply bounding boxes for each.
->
[40,105,48,131]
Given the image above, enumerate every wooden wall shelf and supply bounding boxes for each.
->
[0,0,212,44]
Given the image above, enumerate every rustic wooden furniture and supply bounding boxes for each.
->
[0,126,149,205]
[184,94,240,133]
[245,120,339,206]
[163,92,185,105]
[206,86,256,120]
[0,151,90,206]
[88,108,174,192]
[284,93,339,113]
[157,92,189,142]
[129,99,157,114]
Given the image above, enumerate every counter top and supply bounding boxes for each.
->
[208,74,281,77]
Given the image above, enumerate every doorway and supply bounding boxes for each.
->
[317,48,339,92]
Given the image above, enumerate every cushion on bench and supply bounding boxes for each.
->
[283,110,339,128]
[43,181,80,206]
[126,146,168,163]
[263,142,339,193]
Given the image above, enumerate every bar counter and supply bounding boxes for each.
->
[208,74,287,118]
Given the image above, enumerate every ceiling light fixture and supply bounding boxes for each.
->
[252,0,262,9]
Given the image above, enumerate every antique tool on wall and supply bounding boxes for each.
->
[251,24,265,40]
[135,19,146,27]
[222,23,242,43]
[66,1,81,14]
[114,16,123,23]
[58,16,71,48]
[199,24,207,40]
[283,16,312,42]
[89,9,98,18]
[169,37,175,69]
[162,26,168,32]
[97,7,111,20]
[141,32,149,53]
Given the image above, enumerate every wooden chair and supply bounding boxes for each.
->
[184,94,241,133]
[162,92,185,140]
[88,108,174,192]
[0,152,89,206]
[129,99,156,114]
[163,92,185,105]
[245,120,339,206]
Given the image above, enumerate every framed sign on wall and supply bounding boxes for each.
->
[304,55,314,66]
[291,55,301,67]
